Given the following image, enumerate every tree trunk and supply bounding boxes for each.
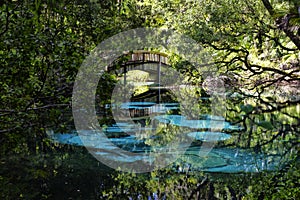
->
[261,0,300,50]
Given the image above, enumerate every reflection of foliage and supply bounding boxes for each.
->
[244,155,300,199]
[172,86,208,119]
[103,155,300,199]
[225,96,300,151]
[143,122,188,147]
[101,169,208,199]
[0,147,114,199]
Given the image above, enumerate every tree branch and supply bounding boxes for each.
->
[261,0,300,50]
[0,2,20,37]
[261,0,274,16]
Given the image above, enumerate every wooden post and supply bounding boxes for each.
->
[124,65,127,85]
[124,65,127,100]
[157,55,161,104]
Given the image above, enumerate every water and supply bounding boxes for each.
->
[48,82,300,173]
[42,88,299,199]
[49,129,283,173]
[48,102,287,174]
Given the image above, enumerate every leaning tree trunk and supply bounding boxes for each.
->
[261,0,300,50]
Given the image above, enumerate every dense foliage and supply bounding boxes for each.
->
[0,0,299,199]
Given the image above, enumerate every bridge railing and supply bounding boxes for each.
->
[106,51,169,72]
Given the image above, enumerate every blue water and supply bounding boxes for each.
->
[154,115,241,130]
[187,131,232,141]
[47,126,283,173]
[48,101,286,173]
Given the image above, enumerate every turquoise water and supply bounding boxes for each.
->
[48,104,285,173]
[48,129,283,173]
[49,86,299,174]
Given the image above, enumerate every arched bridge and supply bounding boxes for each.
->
[105,50,172,103]
[103,51,174,118]
[106,50,170,74]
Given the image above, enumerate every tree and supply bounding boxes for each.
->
[0,0,137,198]
[101,0,300,199]
[262,0,300,49]
[0,0,299,199]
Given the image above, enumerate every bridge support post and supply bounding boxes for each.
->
[123,65,127,100]
[123,65,127,85]
[157,55,161,104]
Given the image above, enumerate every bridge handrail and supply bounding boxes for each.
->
[106,50,169,72]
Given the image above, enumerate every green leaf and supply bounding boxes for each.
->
[240,104,254,114]
[257,121,273,130]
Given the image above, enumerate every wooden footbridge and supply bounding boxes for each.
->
[106,50,169,73]
[102,50,177,119]
[107,50,172,102]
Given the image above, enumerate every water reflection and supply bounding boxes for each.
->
[50,86,299,174]
[187,132,232,141]
[48,128,283,173]
[48,104,287,174]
